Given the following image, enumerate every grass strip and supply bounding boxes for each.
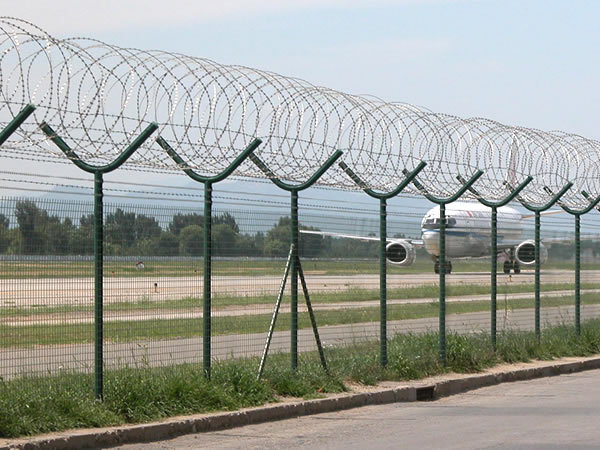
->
[2,319,600,438]
[3,293,600,347]
[2,258,599,279]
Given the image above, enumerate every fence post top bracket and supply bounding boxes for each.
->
[40,121,159,174]
[404,168,484,205]
[157,136,262,185]
[456,174,533,208]
[340,160,427,200]
[506,180,573,212]
[250,149,343,192]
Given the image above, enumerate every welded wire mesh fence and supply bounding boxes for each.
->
[1,175,598,388]
[1,17,600,401]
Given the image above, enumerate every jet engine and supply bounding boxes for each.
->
[385,240,416,266]
[515,240,548,266]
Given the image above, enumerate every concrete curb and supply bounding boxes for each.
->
[3,357,600,450]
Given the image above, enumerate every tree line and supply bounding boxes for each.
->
[1,200,593,260]
[0,200,382,258]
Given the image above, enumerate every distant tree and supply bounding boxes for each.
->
[253,231,265,253]
[71,214,94,255]
[152,232,179,256]
[0,213,9,253]
[321,235,377,259]
[212,223,237,256]
[46,217,74,255]
[214,212,239,233]
[263,217,324,258]
[179,225,203,256]
[235,233,261,257]
[15,200,48,254]
[134,214,161,240]
[264,217,291,257]
[105,208,136,248]
[299,225,324,258]
[169,213,203,236]
[80,214,94,230]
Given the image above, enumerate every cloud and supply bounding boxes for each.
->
[2,0,477,35]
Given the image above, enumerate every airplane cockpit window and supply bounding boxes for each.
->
[422,218,457,229]
[422,218,436,229]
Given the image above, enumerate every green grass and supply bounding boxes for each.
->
[2,319,600,438]
[3,292,600,347]
[2,257,599,279]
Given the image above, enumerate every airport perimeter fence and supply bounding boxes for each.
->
[1,171,599,400]
[1,17,600,401]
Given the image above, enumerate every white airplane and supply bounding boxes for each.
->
[301,201,565,274]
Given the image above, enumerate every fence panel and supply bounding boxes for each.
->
[0,197,94,390]
[1,173,600,392]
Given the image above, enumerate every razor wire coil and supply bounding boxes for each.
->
[1,17,599,208]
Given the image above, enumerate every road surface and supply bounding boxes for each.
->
[114,368,600,449]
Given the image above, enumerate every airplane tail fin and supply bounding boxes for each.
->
[507,134,518,188]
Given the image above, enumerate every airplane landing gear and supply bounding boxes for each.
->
[503,260,520,274]
[434,260,452,274]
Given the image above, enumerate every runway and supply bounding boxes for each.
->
[1,269,593,308]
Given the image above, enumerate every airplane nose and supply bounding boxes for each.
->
[422,232,439,257]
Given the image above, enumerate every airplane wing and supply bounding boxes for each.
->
[496,236,600,250]
[299,229,424,247]
[541,236,600,245]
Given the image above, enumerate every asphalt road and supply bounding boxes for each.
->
[114,368,600,449]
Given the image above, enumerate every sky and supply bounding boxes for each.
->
[3,0,599,139]
[1,0,599,208]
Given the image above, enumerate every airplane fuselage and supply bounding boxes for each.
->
[420,201,522,259]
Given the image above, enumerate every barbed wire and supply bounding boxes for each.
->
[1,17,599,208]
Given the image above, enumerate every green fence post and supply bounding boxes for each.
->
[507,182,573,341]
[40,121,158,399]
[250,150,343,371]
[290,189,299,368]
[544,188,600,336]
[0,104,36,146]
[156,136,262,379]
[404,169,484,365]
[339,160,426,367]
[575,214,580,334]
[534,210,541,338]
[93,171,104,396]
[458,175,533,350]
[204,181,212,372]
